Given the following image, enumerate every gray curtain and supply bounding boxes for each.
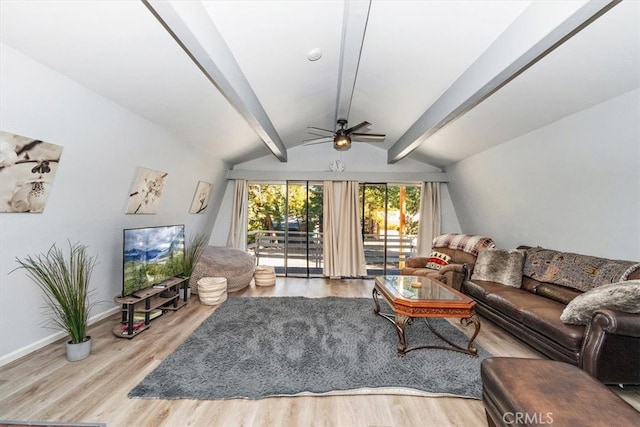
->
[226,179,248,250]
[416,182,441,256]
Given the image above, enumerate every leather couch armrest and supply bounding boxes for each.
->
[438,263,464,274]
[439,263,470,281]
[590,309,640,337]
[436,263,468,291]
[580,309,640,384]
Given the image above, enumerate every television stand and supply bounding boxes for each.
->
[113,276,188,339]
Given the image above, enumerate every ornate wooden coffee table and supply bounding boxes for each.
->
[373,275,480,357]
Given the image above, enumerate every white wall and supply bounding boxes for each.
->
[446,89,640,260]
[210,142,461,245]
[0,45,228,364]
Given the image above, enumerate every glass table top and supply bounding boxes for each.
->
[375,275,462,301]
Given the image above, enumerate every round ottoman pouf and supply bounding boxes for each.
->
[197,277,228,306]
[254,266,276,287]
[190,246,256,293]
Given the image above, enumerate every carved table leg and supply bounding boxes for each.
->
[372,287,381,314]
[460,315,481,355]
[394,313,410,356]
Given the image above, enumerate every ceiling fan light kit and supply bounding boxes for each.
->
[304,118,386,151]
[334,134,351,150]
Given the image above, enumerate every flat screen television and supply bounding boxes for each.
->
[122,224,185,297]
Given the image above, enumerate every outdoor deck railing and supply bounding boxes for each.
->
[247,230,416,268]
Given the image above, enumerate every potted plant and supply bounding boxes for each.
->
[181,233,207,299]
[13,241,97,362]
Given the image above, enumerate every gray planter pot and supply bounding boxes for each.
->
[66,336,92,362]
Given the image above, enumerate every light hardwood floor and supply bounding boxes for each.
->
[0,278,638,427]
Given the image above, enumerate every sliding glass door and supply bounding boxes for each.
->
[247,181,323,277]
[247,181,420,277]
[285,182,323,276]
[360,183,420,275]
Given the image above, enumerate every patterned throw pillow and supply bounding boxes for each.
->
[425,251,451,270]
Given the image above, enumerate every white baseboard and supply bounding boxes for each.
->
[0,306,120,368]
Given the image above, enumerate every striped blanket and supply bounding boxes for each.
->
[432,233,495,257]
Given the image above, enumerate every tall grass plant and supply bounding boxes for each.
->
[13,242,97,344]
[182,234,207,278]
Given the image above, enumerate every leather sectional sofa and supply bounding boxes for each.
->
[460,246,640,385]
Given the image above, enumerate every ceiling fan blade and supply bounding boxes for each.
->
[351,133,386,140]
[308,131,332,138]
[303,140,333,146]
[307,126,335,134]
[302,137,333,145]
[345,121,371,134]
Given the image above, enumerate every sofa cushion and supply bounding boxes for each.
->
[560,280,640,325]
[520,276,542,293]
[524,247,638,292]
[462,279,507,302]
[425,250,451,270]
[471,248,525,288]
[484,287,550,323]
[519,304,586,351]
[535,283,581,305]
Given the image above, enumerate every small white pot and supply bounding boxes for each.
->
[66,336,92,362]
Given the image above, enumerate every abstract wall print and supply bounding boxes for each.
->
[125,167,168,214]
[0,130,64,213]
[189,181,212,214]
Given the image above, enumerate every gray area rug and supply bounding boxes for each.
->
[129,297,490,400]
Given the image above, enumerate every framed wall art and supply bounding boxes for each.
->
[0,130,64,213]
[125,167,168,214]
[189,180,212,214]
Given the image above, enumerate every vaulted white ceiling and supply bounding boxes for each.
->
[1,0,638,168]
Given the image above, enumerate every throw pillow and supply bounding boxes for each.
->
[560,280,640,325]
[471,248,526,288]
[425,251,451,270]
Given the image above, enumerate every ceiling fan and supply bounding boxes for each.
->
[303,119,385,151]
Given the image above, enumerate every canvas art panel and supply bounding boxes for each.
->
[189,181,212,214]
[126,167,168,214]
[0,130,64,213]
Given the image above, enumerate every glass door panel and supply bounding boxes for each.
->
[360,183,420,276]
[247,181,323,277]
[247,183,286,272]
[285,182,323,277]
